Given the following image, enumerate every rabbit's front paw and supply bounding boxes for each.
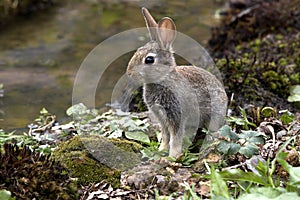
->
[169,146,182,158]
[158,142,169,151]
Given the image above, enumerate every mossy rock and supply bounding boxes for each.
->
[53,135,142,187]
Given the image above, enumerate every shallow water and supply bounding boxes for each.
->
[0,0,221,131]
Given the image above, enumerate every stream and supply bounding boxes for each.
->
[0,0,221,131]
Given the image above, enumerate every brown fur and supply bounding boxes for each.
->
[127,8,228,157]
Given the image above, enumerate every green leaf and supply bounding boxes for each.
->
[219,169,267,185]
[279,110,295,124]
[288,85,300,102]
[239,130,264,139]
[125,131,150,144]
[109,121,119,132]
[0,190,14,200]
[238,187,299,200]
[226,116,246,126]
[210,166,230,199]
[66,103,87,116]
[217,140,241,155]
[239,143,259,157]
[179,151,200,167]
[255,159,268,176]
[248,187,281,198]
[140,142,167,160]
[288,94,300,102]
[248,136,264,144]
[228,143,241,155]
[261,107,276,117]
[180,182,202,200]
[133,119,146,126]
[276,151,300,185]
[40,107,49,115]
[0,131,23,145]
[219,125,239,141]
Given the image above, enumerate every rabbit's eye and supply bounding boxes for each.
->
[145,56,155,64]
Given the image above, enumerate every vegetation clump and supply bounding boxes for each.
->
[208,0,300,111]
[0,143,77,199]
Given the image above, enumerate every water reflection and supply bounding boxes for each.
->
[0,0,220,131]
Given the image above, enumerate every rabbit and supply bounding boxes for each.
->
[126,7,228,158]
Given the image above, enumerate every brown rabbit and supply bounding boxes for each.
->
[127,8,228,158]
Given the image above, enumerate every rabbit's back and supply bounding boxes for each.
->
[176,65,227,130]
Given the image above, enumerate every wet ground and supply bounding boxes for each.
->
[0,0,221,131]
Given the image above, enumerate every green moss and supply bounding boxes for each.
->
[53,135,142,187]
[208,0,300,111]
[215,32,300,111]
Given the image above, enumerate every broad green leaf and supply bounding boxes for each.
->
[239,143,258,157]
[0,190,14,200]
[289,167,300,185]
[219,125,239,141]
[210,167,230,199]
[288,94,300,102]
[239,130,264,138]
[248,136,264,144]
[125,131,150,144]
[218,140,241,155]
[288,85,300,102]
[238,187,298,200]
[218,169,267,185]
[228,143,241,155]
[248,187,281,198]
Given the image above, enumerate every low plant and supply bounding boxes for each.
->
[66,103,152,144]
[217,125,265,158]
[210,136,300,199]
[226,107,257,130]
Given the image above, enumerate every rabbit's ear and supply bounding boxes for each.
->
[157,17,176,50]
[142,7,158,40]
